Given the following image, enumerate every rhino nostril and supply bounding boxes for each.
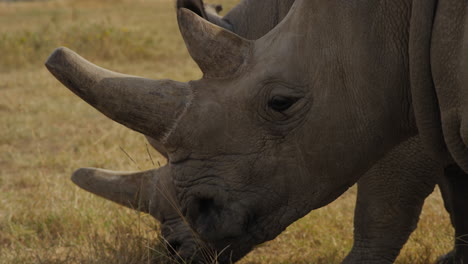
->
[185,195,223,237]
[186,197,221,231]
[198,198,216,215]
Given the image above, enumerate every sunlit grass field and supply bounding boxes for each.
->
[0,0,454,263]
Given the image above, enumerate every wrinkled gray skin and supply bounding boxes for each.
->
[45,0,468,263]
[174,1,442,263]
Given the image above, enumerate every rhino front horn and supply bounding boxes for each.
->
[45,47,191,141]
[177,8,252,79]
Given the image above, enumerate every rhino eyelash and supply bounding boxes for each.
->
[260,78,309,91]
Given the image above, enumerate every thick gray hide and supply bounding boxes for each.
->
[46,0,468,263]
[175,1,442,263]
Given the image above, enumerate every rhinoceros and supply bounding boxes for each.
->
[45,0,468,263]
[182,1,448,263]
[173,1,446,263]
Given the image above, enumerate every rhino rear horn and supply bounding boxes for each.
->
[45,47,191,141]
[177,8,252,79]
[72,168,154,212]
[72,167,177,217]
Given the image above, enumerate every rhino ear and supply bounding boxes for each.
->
[177,8,252,79]
[176,0,207,19]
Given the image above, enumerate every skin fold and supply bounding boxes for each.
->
[175,1,447,263]
[45,0,468,263]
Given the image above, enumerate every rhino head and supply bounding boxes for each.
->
[46,0,416,262]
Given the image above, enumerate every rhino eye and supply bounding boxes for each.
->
[268,96,298,112]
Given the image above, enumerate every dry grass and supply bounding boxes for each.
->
[0,0,453,263]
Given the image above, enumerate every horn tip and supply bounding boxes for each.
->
[45,47,74,73]
[45,47,66,66]
[177,7,200,24]
[71,167,95,189]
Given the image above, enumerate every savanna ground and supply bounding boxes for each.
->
[0,0,455,263]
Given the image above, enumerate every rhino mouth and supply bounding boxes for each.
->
[170,172,262,256]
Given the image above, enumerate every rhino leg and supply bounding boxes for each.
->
[343,136,439,264]
[437,165,468,264]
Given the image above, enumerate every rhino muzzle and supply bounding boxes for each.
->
[70,166,210,261]
[180,185,249,243]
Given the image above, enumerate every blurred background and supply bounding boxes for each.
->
[0,0,453,263]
